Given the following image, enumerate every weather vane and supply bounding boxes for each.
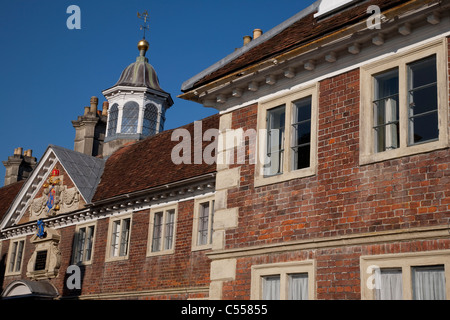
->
[137,10,150,39]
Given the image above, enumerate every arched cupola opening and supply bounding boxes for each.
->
[101,39,174,157]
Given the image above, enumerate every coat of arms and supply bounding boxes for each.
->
[42,168,62,216]
[29,167,80,219]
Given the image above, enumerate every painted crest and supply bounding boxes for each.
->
[42,168,62,217]
[36,219,45,238]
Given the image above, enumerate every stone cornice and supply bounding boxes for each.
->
[206,225,450,260]
[1,173,216,239]
[179,1,449,113]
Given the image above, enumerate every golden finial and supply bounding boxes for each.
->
[137,11,150,56]
[137,39,149,53]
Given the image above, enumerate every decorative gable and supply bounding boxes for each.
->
[21,165,82,224]
[0,145,105,230]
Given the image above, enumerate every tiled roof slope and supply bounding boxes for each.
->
[0,180,25,221]
[92,113,219,202]
[185,0,407,91]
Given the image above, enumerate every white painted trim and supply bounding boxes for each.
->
[360,250,450,300]
[219,31,450,116]
[0,147,56,230]
[314,0,357,18]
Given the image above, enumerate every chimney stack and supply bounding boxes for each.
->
[102,101,109,116]
[253,29,263,40]
[243,29,263,46]
[72,96,107,157]
[243,35,252,45]
[3,147,37,186]
[90,96,99,114]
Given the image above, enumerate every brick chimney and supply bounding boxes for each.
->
[2,147,37,186]
[72,96,107,157]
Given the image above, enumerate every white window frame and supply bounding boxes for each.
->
[72,221,97,265]
[147,204,177,256]
[251,260,316,300]
[5,237,26,276]
[106,213,132,262]
[360,39,449,165]
[360,250,450,300]
[255,84,318,187]
[192,195,215,251]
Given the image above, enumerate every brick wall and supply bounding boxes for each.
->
[220,239,450,300]
[221,59,450,298]
[1,198,211,299]
[227,68,449,247]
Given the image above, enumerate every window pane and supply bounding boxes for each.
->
[262,276,280,300]
[119,218,130,256]
[75,227,86,263]
[111,221,120,257]
[265,105,285,176]
[9,242,18,272]
[293,122,311,147]
[294,97,311,123]
[107,104,119,137]
[408,55,438,145]
[85,226,95,261]
[409,84,438,116]
[152,212,163,252]
[210,201,215,244]
[15,241,24,272]
[198,202,210,246]
[292,97,312,170]
[288,274,308,300]
[373,69,399,153]
[409,55,437,89]
[159,114,166,132]
[374,68,399,100]
[375,268,403,300]
[412,265,446,300]
[164,210,175,250]
[143,103,158,136]
[292,145,310,171]
[409,112,439,144]
[121,102,139,134]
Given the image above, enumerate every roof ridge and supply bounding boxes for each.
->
[107,112,220,156]
[181,1,321,92]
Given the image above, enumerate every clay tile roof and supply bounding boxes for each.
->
[0,180,25,221]
[92,113,219,202]
[183,0,408,92]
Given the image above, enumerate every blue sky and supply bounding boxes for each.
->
[0,0,312,186]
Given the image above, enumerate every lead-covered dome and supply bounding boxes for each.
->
[114,39,163,91]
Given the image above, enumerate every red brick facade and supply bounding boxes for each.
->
[216,49,450,299]
[1,1,449,301]
[1,197,212,299]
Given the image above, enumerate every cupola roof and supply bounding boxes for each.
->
[114,39,163,91]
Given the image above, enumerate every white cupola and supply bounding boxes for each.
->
[102,39,173,157]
